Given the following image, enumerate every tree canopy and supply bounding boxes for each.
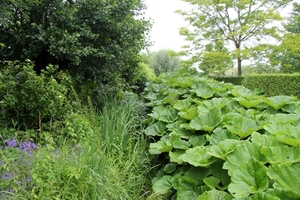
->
[0,0,151,84]
[148,49,181,75]
[269,2,300,73]
[177,0,292,76]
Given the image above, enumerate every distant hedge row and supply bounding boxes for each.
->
[215,74,300,99]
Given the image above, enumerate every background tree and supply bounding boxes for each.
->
[192,39,233,75]
[269,2,300,73]
[177,0,292,76]
[148,49,181,75]
[0,0,150,86]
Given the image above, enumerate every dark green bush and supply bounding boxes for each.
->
[214,76,244,85]
[242,74,300,99]
[0,60,75,130]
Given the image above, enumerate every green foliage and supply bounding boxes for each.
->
[242,74,300,99]
[269,3,300,72]
[143,69,300,199]
[148,49,181,75]
[0,60,75,130]
[177,0,291,76]
[0,0,150,85]
[1,96,152,199]
[214,76,244,85]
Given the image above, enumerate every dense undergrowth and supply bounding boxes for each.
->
[143,68,300,199]
[0,61,155,199]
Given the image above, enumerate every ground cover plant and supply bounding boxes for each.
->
[143,68,300,199]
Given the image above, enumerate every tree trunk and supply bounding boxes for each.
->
[237,57,242,76]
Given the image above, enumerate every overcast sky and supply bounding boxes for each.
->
[143,0,191,52]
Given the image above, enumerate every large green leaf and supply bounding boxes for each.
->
[174,99,192,111]
[144,121,166,136]
[170,133,191,150]
[266,187,300,200]
[149,139,172,154]
[224,141,264,175]
[265,96,293,110]
[228,158,269,198]
[169,150,185,164]
[189,108,222,133]
[179,146,217,167]
[260,146,300,164]
[208,139,239,160]
[250,132,281,147]
[190,82,215,99]
[267,163,300,195]
[266,113,300,124]
[197,189,233,200]
[240,192,280,200]
[152,175,173,194]
[178,106,198,120]
[148,105,178,123]
[210,128,239,145]
[196,98,229,112]
[234,96,263,109]
[224,115,259,139]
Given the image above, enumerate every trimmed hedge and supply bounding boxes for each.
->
[214,76,244,85]
[242,74,300,99]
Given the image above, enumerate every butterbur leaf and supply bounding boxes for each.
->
[263,123,290,136]
[210,160,231,189]
[197,189,233,200]
[170,133,191,150]
[267,163,300,195]
[169,150,185,164]
[144,121,166,136]
[239,192,280,200]
[261,146,300,164]
[228,158,268,198]
[172,176,202,200]
[265,96,293,110]
[225,115,259,139]
[189,108,222,133]
[162,91,179,105]
[178,146,217,167]
[148,105,178,122]
[208,139,239,160]
[266,187,300,200]
[179,106,198,120]
[152,175,173,194]
[210,128,239,145]
[224,141,264,175]
[188,135,207,147]
[197,98,229,112]
[234,96,263,109]
[251,132,281,147]
[190,84,214,99]
[149,140,172,154]
[174,99,192,111]
[163,163,177,174]
[203,176,220,189]
[266,113,300,124]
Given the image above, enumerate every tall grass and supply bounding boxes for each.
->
[0,94,153,199]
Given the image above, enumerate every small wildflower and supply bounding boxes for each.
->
[19,140,36,154]
[4,138,17,148]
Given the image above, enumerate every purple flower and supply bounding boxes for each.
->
[4,138,17,148]
[19,140,36,154]
[1,172,16,180]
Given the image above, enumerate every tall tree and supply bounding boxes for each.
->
[0,0,150,84]
[148,49,181,75]
[177,0,292,76]
[269,2,300,73]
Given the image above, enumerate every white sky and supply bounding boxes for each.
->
[143,0,191,52]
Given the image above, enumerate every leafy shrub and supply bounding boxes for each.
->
[143,68,300,199]
[0,60,75,130]
[243,73,300,99]
[214,76,244,85]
